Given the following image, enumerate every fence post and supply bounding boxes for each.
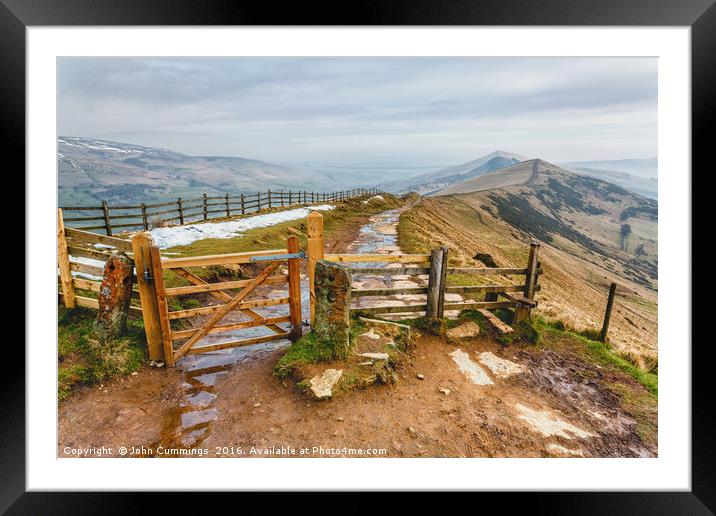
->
[268,189,272,209]
[101,200,112,235]
[426,247,445,319]
[437,246,449,318]
[177,197,185,225]
[57,208,76,308]
[307,211,325,325]
[130,232,166,363]
[514,241,540,323]
[240,193,245,214]
[141,203,149,230]
[599,282,618,343]
[287,235,303,342]
[202,193,208,220]
[225,193,230,217]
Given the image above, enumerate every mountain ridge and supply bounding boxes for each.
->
[58,136,343,206]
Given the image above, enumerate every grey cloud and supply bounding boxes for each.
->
[57,57,657,164]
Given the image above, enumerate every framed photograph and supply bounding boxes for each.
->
[6,0,710,511]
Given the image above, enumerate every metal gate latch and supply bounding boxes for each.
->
[249,251,306,262]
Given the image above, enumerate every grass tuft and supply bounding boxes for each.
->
[58,306,146,400]
[536,317,657,395]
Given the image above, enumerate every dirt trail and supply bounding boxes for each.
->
[58,206,655,458]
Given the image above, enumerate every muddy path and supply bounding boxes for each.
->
[58,206,655,458]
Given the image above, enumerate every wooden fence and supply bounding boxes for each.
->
[131,233,303,365]
[57,208,143,316]
[60,188,380,236]
[306,211,541,331]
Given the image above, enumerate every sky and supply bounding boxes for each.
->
[57,57,657,165]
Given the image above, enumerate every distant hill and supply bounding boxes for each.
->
[380,151,526,194]
[560,158,657,179]
[58,137,343,205]
[436,158,658,289]
[560,165,657,199]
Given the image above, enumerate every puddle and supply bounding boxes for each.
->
[161,276,311,449]
[515,403,595,439]
[449,349,494,386]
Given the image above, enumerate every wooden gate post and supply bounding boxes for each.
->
[514,241,540,323]
[437,246,449,318]
[426,247,445,319]
[57,208,76,308]
[599,282,618,343]
[130,232,166,363]
[225,193,230,217]
[203,193,208,220]
[287,235,303,341]
[307,211,325,325]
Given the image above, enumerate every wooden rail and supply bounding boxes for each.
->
[58,209,144,320]
[60,188,381,235]
[306,211,542,327]
[128,232,304,366]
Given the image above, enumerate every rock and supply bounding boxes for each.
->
[314,261,352,358]
[408,426,419,436]
[359,352,390,361]
[477,351,528,378]
[253,402,261,408]
[93,251,133,341]
[131,371,138,376]
[449,349,494,386]
[416,373,425,380]
[438,387,451,395]
[446,321,481,341]
[155,362,165,368]
[308,369,343,400]
[357,361,373,366]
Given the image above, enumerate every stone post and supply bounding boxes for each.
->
[93,251,133,341]
[314,260,352,359]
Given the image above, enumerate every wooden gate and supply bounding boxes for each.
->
[131,233,303,366]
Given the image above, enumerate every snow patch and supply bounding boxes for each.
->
[68,256,106,280]
[362,194,385,204]
[149,204,335,249]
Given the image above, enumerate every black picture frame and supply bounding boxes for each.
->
[4,0,709,512]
